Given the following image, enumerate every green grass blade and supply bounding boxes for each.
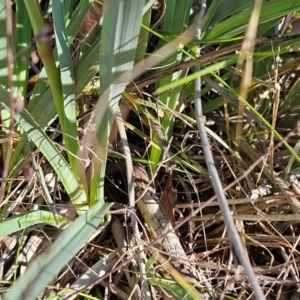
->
[135,3,151,63]
[90,0,144,206]
[24,1,87,192]
[10,2,100,171]
[204,0,300,39]
[3,201,112,300]
[66,0,93,36]
[0,86,88,214]
[24,1,66,127]
[0,211,70,238]
[15,0,31,98]
[204,0,255,30]
[0,0,8,89]
[156,58,236,94]
[0,1,10,162]
[52,0,87,192]
[10,34,101,173]
[149,277,201,300]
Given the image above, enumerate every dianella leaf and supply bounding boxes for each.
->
[15,0,31,98]
[0,1,10,161]
[52,0,88,193]
[0,211,70,238]
[3,201,112,300]
[0,0,8,89]
[89,0,144,206]
[10,2,98,176]
[203,0,300,39]
[0,86,89,213]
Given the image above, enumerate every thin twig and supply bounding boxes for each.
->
[190,213,300,222]
[111,218,141,299]
[194,1,265,299]
[115,107,151,300]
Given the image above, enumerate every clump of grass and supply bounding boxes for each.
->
[1,1,300,299]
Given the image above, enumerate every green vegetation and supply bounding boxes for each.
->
[1,0,300,299]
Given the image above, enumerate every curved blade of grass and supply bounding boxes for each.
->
[202,0,225,34]
[18,1,95,195]
[66,0,93,35]
[25,1,84,180]
[24,1,66,128]
[203,0,255,31]
[204,0,300,39]
[52,0,79,158]
[0,211,70,238]
[156,58,236,95]
[0,1,10,162]
[10,33,101,174]
[0,0,8,89]
[52,0,87,192]
[10,8,102,171]
[0,86,88,213]
[23,2,90,207]
[63,0,72,21]
[90,0,144,205]
[3,201,112,300]
[23,0,93,122]
[15,0,31,98]
[149,277,200,300]
[135,3,151,63]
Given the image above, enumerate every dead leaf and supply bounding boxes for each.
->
[160,173,177,228]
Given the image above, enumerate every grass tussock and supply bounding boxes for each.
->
[1,1,300,299]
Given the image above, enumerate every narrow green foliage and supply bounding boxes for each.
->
[0,211,70,238]
[0,0,8,89]
[90,0,144,206]
[15,0,31,98]
[150,0,193,172]
[0,86,89,213]
[203,0,300,39]
[0,0,10,162]
[2,1,300,299]
[3,201,112,300]
[149,277,202,300]
[52,0,87,193]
